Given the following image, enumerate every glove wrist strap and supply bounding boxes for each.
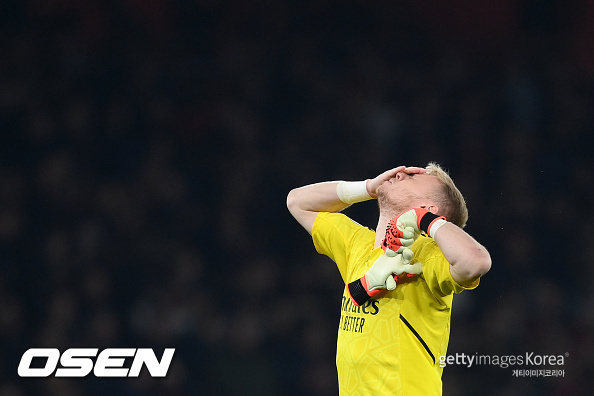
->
[419,212,447,238]
[347,279,371,307]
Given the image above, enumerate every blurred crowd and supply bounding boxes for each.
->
[0,1,592,395]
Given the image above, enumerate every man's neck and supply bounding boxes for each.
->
[374,214,392,248]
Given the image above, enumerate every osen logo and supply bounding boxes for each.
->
[18,348,175,377]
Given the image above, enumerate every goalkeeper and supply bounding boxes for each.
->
[286,164,491,396]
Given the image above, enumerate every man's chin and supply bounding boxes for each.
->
[376,185,388,197]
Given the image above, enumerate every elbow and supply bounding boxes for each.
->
[467,248,492,280]
[286,188,298,213]
[286,188,316,234]
[452,248,492,285]
[286,188,306,219]
[472,248,492,278]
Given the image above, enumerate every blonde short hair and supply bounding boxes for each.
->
[425,162,469,228]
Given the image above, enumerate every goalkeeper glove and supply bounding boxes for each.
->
[382,217,416,252]
[347,247,422,307]
[395,208,447,238]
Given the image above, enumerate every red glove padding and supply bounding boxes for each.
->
[381,216,415,252]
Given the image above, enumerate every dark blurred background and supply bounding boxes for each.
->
[0,0,592,395]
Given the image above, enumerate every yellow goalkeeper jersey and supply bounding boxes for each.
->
[312,212,479,396]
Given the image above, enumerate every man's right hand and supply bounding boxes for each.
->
[365,166,427,198]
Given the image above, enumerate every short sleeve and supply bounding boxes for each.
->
[413,237,480,297]
[312,212,376,282]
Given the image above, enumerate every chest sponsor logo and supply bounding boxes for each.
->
[339,293,380,333]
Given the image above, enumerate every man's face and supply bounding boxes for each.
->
[377,171,442,215]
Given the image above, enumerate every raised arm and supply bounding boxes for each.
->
[433,223,491,287]
[394,208,491,287]
[286,166,427,234]
[286,181,351,234]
